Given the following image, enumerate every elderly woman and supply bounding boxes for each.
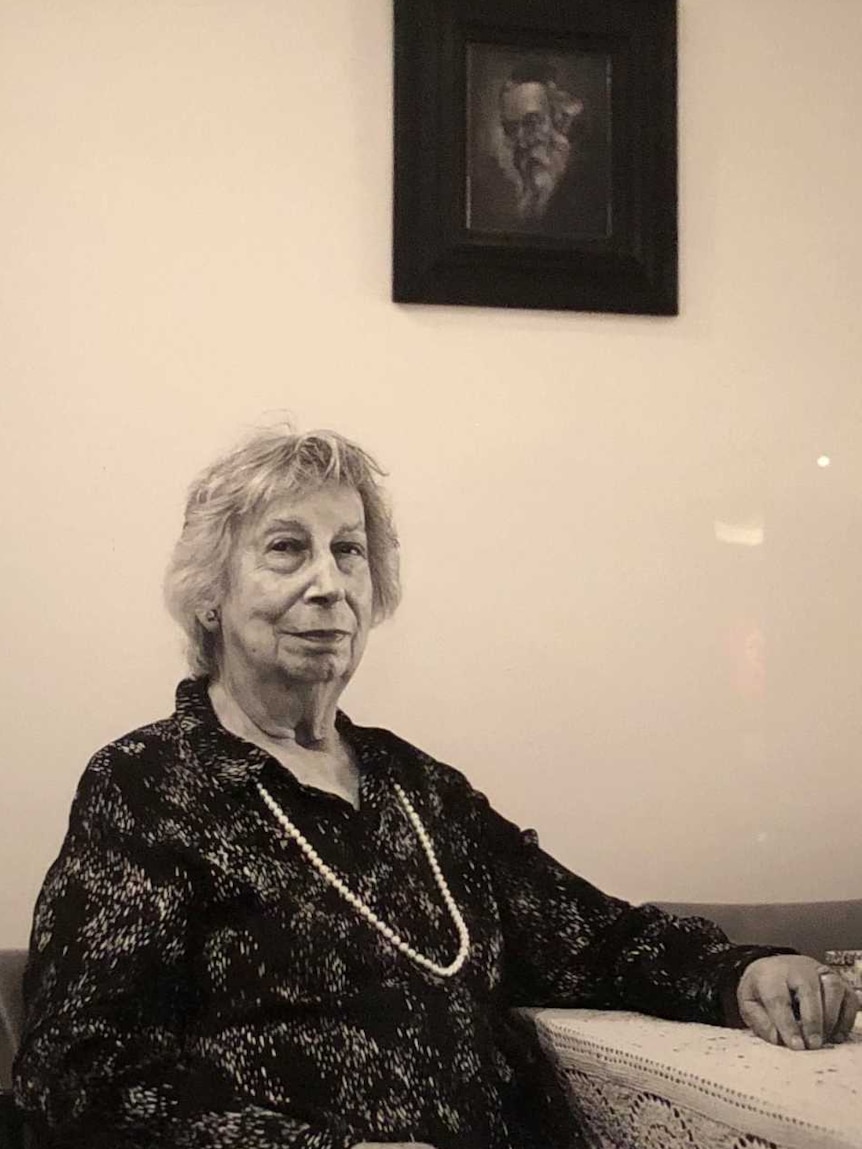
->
[14,427,857,1149]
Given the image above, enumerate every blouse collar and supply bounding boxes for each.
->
[172,676,389,790]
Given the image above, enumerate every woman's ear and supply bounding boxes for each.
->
[197,607,221,632]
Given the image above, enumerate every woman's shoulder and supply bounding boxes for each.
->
[341,715,485,808]
[83,677,221,777]
[72,689,206,824]
[84,708,185,780]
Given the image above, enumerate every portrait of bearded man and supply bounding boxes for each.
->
[466,52,611,240]
[497,71,584,222]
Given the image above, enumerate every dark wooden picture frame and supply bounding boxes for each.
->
[392,0,678,316]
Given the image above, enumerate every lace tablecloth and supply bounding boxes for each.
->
[531,1009,862,1149]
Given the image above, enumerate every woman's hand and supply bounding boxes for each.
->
[737,955,858,1049]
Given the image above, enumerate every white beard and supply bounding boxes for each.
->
[498,134,572,221]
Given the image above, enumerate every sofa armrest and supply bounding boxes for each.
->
[0,1089,28,1149]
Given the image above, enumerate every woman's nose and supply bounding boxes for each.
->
[304,552,346,602]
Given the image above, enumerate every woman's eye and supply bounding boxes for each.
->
[335,541,366,559]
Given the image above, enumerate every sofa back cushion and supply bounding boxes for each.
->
[652,899,862,962]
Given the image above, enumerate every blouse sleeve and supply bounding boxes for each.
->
[472,790,795,1025]
[13,754,354,1149]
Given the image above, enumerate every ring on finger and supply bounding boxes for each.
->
[816,965,842,980]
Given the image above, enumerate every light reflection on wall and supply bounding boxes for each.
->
[714,518,766,708]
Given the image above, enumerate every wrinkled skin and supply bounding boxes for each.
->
[737,954,858,1049]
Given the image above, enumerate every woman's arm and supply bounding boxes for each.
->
[14,754,354,1149]
[471,788,795,1026]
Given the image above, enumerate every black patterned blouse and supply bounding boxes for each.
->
[15,679,789,1149]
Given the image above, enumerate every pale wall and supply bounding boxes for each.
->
[2,0,861,946]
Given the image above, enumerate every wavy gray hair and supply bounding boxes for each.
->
[164,425,401,677]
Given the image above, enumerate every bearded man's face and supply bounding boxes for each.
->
[500,82,554,180]
[498,81,571,219]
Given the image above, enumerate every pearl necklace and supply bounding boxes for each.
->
[255,780,471,978]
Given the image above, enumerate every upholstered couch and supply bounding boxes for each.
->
[652,897,862,962]
[2,900,860,1147]
[0,949,27,1147]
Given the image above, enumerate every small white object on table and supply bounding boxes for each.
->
[529,1008,862,1149]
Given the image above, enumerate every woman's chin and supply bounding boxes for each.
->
[278,653,353,685]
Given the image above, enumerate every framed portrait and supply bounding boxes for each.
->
[392,0,678,316]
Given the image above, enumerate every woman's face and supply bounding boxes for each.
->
[214,483,374,690]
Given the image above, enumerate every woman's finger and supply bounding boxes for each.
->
[818,973,846,1041]
[759,987,806,1050]
[739,999,780,1045]
[832,985,859,1043]
[790,975,824,1049]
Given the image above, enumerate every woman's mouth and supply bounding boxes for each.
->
[290,630,350,645]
